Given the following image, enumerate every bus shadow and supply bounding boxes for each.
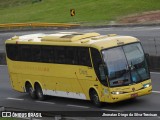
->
[18,94,147,110]
[42,95,146,109]
[102,98,146,109]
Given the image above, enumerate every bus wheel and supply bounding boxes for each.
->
[26,83,37,99]
[90,89,102,107]
[35,84,45,101]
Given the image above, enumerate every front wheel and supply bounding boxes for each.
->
[35,84,45,101]
[90,90,102,107]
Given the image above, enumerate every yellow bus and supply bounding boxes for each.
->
[5,32,152,107]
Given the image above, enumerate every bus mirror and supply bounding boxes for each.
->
[145,53,150,67]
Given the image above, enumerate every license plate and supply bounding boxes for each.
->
[131,93,138,97]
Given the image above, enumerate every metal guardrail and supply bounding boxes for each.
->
[0,23,80,29]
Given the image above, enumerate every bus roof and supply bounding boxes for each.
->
[5,32,139,50]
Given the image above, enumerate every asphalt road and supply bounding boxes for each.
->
[0,26,160,55]
[0,65,160,119]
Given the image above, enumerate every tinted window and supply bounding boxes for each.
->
[66,47,78,64]
[42,46,54,63]
[20,45,31,61]
[6,44,18,60]
[54,46,66,64]
[6,44,92,67]
[78,47,91,67]
[31,45,41,62]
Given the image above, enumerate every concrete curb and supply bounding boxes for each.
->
[0,23,79,32]
[0,23,160,32]
[0,27,71,33]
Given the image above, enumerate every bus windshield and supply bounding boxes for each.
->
[102,43,150,87]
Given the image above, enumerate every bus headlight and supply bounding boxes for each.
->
[111,91,124,95]
[143,83,151,88]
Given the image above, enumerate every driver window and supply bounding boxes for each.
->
[91,48,108,86]
[99,64,107,82]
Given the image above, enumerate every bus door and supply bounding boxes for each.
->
[75,66,95,99]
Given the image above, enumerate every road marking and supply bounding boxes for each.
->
[67,104,89,109]
[152,91,160,93]
[7,97,24,101]
[16,117,30,120]
[35,101,55,104]
[0,65,6,67]
[151,72,160,75]
[17,117,41,120]
[101,109,122,112]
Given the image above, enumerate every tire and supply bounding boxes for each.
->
[26,83,37,99]
[90,90,102,107]
[35,84,45,101]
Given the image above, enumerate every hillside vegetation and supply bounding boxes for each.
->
[0,0,160,25]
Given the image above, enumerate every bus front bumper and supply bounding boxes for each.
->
[107,86,152,103]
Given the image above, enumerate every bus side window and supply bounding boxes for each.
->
[20,45,31,62]
[66,47,78,65]
[42,46,54,63]
[54,46,66,64]
[91,48,108,86]
[77,47,92,67]
[31,45,41,62]
[6,44,18,61]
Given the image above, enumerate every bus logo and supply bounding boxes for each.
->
[132,87,135,91]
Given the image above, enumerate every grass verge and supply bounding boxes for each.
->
[0,0,160,25]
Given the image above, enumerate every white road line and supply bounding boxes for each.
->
[101,108,122,112]
[7,97,24,101]
[0,65,6,67]
[152,91,160,93]
[35,101,55,104]
[151,72,160,75]
[17,117,41,120]
[16,117,30,120]
[67,104,89,109]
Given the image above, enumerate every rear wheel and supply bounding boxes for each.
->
[90,89,102,107]
[26,83,36,99]
[35,84,45,101]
